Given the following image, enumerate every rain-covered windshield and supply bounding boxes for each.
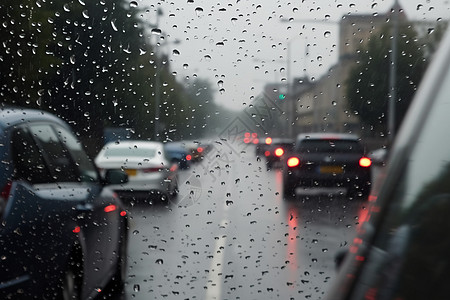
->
[0,0,448,299]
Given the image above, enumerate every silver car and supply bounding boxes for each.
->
[95,140,178,201]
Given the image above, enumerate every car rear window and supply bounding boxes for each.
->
[296,139,363,153]
[104,147,157,158]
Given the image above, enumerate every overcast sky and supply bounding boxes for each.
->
[139,0,449,111]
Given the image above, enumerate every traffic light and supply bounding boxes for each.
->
[279,94,286,100]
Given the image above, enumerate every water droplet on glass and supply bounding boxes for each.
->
[78,0,86,5]
[111,19,118,31]
[172,49,180,56]
[219,88,225,94]
[195,7,204,16]
[133,284,140,292]
[151,28,162,35]
[130,1,138,8]
[217,80,224,88]
[82,10,89,19]
[133,230,139,235]
[183,63,189,69]
[324,31,331,38]
[155,258,164,264]
[63,4,71,12]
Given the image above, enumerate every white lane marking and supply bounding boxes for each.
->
[205,220,228,299]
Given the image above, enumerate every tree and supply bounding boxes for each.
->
[347,23,428,137]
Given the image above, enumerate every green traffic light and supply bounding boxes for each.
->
[279,94,286,100]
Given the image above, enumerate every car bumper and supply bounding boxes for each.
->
[285,168,371,188]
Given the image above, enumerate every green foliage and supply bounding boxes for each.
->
[0,1,220,146]
[346,23,427,136]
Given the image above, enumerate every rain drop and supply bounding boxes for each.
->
[151,28,162,35]
[111,19,118,32]
[82,10,89,19]
[324,31,331,38]
[172,49,180,56]
[130,1,138,8]
[155,258,164,264]
[133,284,140,292]
[195,7,204,16]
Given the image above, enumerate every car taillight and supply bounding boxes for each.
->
[359,157,372,167]
[264,151,271,157]
[0,181,12,218]
[197,147,204,153]
[186,154,192,161]
[287,157,300,167]
[265,137,272,145]
[104,204,117,213]
[142,167,162,173]
[275,147,284,157]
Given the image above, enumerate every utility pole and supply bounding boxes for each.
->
[388,0,399,145]
[153,8,163,141]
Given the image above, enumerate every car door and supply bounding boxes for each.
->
[53,124,122,294]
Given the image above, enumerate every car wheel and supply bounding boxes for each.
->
[61,251,83,300]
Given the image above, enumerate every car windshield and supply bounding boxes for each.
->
[1,0,448,299]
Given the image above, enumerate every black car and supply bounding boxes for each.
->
[283,133,372,198]
[0,107,129,299]
[325,27,450,300]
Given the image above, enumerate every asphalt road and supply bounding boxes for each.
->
[108,144,378,300]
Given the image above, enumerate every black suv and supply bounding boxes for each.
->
[283,133,372,198]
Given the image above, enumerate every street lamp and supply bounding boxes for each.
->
[151,9,180,141]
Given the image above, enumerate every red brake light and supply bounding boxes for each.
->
[1,181,12,201]
[287,157,300,167]
[265,137,272,145]
[120,210,127,217]
[252,138,259,144]
[197,147,203,153]
[245,132,250,138]
[104,204,117,213]
[186,154,192,161]
[274,147,284,157]
[251,133,257,138]
[264,151,270,157]
[73,226,81,233]
[244,137,250,144]
[1,181,12,219]
[359,157,372,167]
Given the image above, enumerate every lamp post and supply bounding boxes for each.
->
[388,0,399,145]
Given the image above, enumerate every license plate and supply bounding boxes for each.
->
[125,169,137,176]
[319,166,343,174]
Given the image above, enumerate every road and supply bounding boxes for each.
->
[109,143,378,300]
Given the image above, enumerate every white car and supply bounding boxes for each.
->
[95,141,178,201]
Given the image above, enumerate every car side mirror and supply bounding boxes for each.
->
[104,169,128,185]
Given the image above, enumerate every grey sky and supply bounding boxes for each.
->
[140,0,449,111]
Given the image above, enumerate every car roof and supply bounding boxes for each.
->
[0,107,67,130]
[296,133,360,141]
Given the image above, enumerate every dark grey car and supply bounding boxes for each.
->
[283,133,372,198]
[0,107,129,299]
